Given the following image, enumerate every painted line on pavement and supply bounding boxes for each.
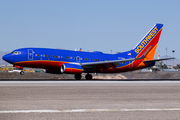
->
[1,108,180,113]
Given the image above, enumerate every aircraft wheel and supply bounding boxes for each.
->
[75,74,81,80]
[20,71,24,75]
[85,74,92,80]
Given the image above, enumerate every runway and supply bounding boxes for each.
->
[1,80,180,120]
[1,80,180,86]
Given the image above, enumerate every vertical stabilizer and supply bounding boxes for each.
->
[133,24,163,60]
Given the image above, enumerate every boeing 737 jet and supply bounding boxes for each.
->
[2,23,173,80]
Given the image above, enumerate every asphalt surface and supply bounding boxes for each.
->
[1,80,180,120]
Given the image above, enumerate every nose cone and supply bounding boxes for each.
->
[2,54,7,61]
[2,54,13,64]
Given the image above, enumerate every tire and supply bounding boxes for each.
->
[75,74,81,80]
[85,74,92,80]
[20,71,24,75]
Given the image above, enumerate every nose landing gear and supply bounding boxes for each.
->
[20,71,24,75]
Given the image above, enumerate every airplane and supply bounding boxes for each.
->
[2,23,174,80]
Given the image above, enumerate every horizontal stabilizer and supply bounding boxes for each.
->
[143,57,175,63]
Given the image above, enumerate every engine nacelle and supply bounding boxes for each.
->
[60,63,83,74]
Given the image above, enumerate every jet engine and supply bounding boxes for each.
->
[60,63,83,74]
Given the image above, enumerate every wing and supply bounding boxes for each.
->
[81,57,175,70]
[81,56,143,69]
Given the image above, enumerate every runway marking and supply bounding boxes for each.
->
[1,108,180,113]
[1,81,180,87]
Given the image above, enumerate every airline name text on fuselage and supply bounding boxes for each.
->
[134,26,159,54]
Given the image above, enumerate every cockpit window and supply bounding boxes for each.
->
[11,51,21,55]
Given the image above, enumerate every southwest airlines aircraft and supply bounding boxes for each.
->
[2,23,173,80]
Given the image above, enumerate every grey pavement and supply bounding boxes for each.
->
[0,80,180,120]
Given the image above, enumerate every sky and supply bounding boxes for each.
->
[0,0,180,59]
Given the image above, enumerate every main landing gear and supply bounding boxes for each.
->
[74,74,82,80]
[74,73,93,80]
[85,74,92,80]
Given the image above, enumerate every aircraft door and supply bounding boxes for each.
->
[28,49,34,60]
[76,56,81,62]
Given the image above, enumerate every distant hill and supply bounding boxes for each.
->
[0,51,9,66]
[0,51,5,65]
